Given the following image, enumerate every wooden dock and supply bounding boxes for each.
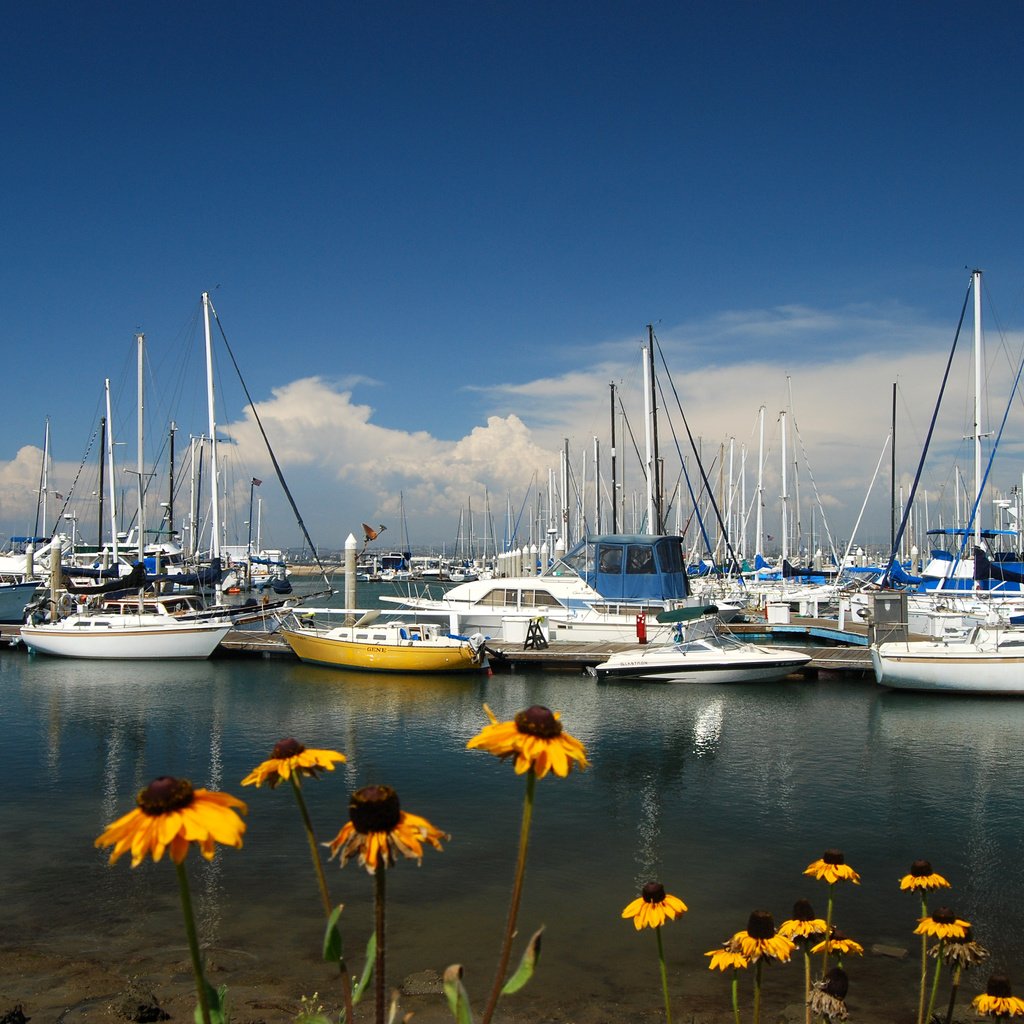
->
[0,618,876,676]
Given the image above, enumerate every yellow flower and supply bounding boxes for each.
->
[778,898,828,942]
[915,907,971,941]
[731,911,796,963]
[326,784,447,873]
[621,881,687,931]
[706,944,750,971]
[973,975,1024,1017]
[467,704,589,778]
[810,930,864,957]
[95,776,247,867]
[899,858,951,891]
[804,848,860,885]
[241,737,346,788]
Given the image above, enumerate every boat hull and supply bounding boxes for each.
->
[594,647,810,683]
[279,627,486,673]
[0,581,43,624]
[872,643,1024,694]
[20,621,231,660]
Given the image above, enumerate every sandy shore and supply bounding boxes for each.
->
[0,940,985,1024]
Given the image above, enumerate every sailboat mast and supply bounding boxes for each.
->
[642,344,655,536]
[202,292,221,561]
[105,380,119,561]
[136,333,145,563]
[973,268,983,549]
[609,382,618,533]
[780,410,788,563]
[755,405,765,557]
[97,416,106,550]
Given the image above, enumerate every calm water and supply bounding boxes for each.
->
[3,595,1024,1018]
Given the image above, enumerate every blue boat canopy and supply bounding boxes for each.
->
[561,534,689,602]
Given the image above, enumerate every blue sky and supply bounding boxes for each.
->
[4,2,1024,556]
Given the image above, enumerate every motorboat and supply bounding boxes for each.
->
[380,534,740,643]
[278,610,488,673]
[872,624,1024,694]
[592,619,811,683]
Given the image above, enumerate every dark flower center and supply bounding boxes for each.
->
[271,737,306,759]
[792,898,816,921]
[910,858,933,877]
[641,881,666,904]
[514,706,563,738]
[822,848,845,865]
[138,776,195,816]
[349,785,401,834]
[822,967,849,999]
[747,910,776,939]
[932,907,956,924]
[987,974,1013,998]
[829,928,849,942]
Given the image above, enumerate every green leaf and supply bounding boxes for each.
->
[351,932,376,1005]
[443,964,474,1024]
[322,903,346,963]
[194,982,230,1024]
[500,927,544,995]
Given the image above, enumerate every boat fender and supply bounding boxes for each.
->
[636,613,647,645]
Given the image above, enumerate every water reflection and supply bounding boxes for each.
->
[7,656,1024,1015]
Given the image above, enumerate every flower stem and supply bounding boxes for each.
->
[945,963,963,1024]
[374,867,386,1024]
[753,958,763,1024]
[290,773,333,916]
[821,883,834,976]
[917,893,928,1024]
[480,768,537,1024]
[731,970,741,1024]
[288,776,355,1024]
[804,950,811,1024]
[175,860,212,1024]
[925,942,944,1024]
[655,926,672,1024]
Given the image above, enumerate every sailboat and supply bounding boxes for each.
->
[872,270,1024,692]
[21,316,233,660]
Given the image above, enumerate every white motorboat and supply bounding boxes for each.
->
[592,620,811,683]
[21,593,231,660]
[381,534,739,643]
[872,624,1024,694]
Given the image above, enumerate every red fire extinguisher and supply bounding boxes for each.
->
[636,612,647,644]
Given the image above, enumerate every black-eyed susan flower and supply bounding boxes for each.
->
[809,966,849,1022]
[241,737,346,788]
[706,941,750,971]
[973,974,1024,1017]
[915,906,971,941]
[466,704,588,778]
[95,776,247,867]
[810,929,864,957]
[622,881,688,931]
[900,858,951,892]
[731,910,795,963]
[804,849,860,885]
[778,898,828,942]
[326,784,447,873]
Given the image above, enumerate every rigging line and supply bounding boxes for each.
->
[616,391,647,487]
[838,433,891,575]
[784,383,840,565]
[208,299,330,590]
[653,351,742,575]
[955,327,1024,562]
[882,277,973,585]
[48,425,102,539]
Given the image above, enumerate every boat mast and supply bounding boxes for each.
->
[755,405,765,557]
[609,382,618,533]
[136,333,145,565]
[973,269,983,550]
[202,292,222,564]
[105,380,119,562]
[642,343,655,535]
[97,416,106,552]
[780,409,788,562]
[593,436,601,534]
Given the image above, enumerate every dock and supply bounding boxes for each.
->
[0,617,877,676]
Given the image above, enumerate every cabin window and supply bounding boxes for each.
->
[480,588,512,607]
[654,538,684,574]
[598,545,623,574]
[521,589,560,607]
[626,545,656,574]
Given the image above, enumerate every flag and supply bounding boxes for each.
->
[252,478,262,486]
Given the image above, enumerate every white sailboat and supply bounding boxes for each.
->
[21,315,233,660]
[872,270,1024,692]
